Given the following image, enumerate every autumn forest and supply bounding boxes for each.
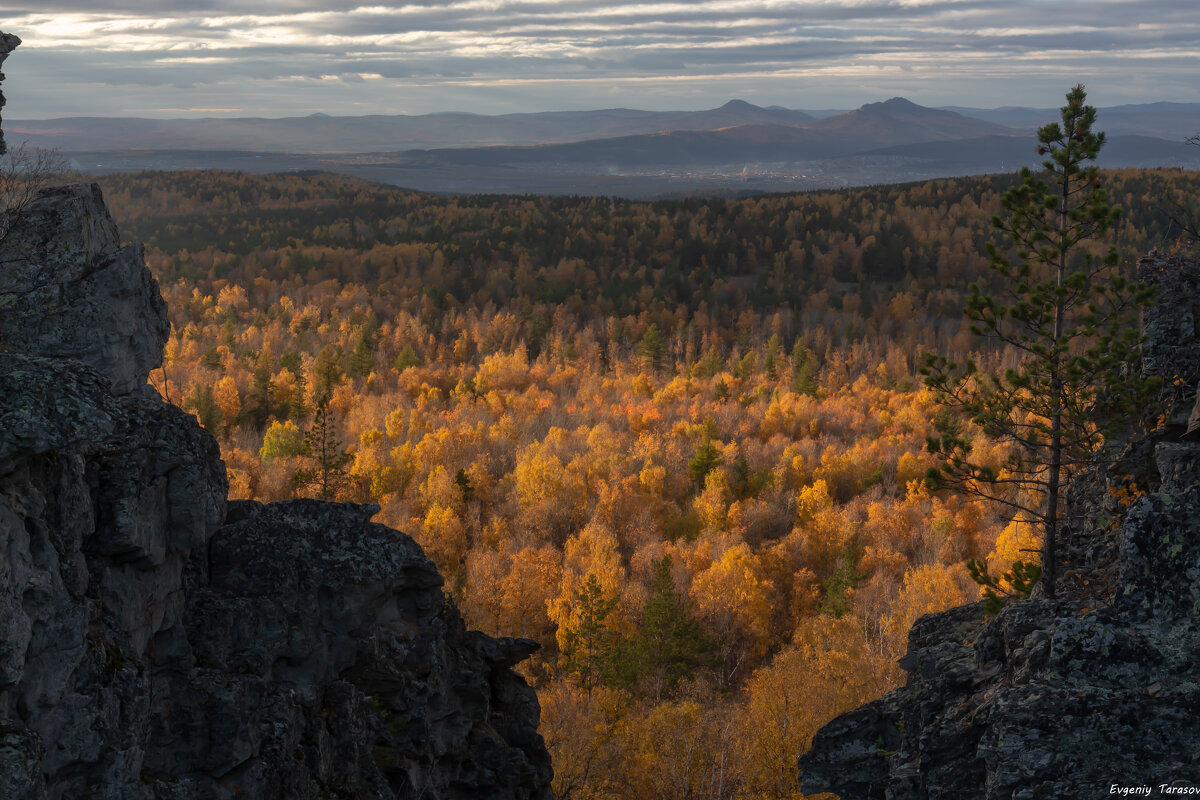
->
[91,167,1200,800]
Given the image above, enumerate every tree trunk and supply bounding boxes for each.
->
[1044,140,1072,601]
[1044,411,1061,599]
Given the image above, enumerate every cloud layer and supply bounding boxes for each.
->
[2,1,1197,117]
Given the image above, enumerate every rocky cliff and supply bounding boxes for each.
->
[0,31,16,155]
[797,255,1200,798]
[0,174,551,799]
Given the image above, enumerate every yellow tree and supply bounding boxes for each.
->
[690,544,773,682]
[538,682,629,800]
[740,615,902,799]
[623,698,741,800]
[548,523,628,685]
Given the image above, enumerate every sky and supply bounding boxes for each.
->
[1,1,1198,119]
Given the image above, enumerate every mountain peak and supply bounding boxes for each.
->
[718,99,761,112]
[860,97,926,114]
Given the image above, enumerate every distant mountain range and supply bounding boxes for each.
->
[401,99,1010,168]
[12,97,1200,197]
[9,98,815,153]
[942,102,1200,141]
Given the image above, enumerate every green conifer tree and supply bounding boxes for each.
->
[315,345,343,395]
[791,341,819,396]
[617,555,716,698]
[348,329,375,379]
[731,449,752,499]
[764,333,783,380]
[290,367,310,421]
[247,352,275,429]
[922,85,1158,600]
[184,384,220,435]
[393,344,422,372]
[561,574,618,691]
[291,393,352,501]
[687,436,723,490]
[636,322,666,371]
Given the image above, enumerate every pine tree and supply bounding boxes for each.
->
[247,351,275,429]
[290,367,310,421]
[731,449,752,499]
[315,345,343,395]
[922,85,1158,600]
[687,436,723,490]
[455,467,474,505]
[393,344,422,372]
[560,574,618,691]
[348,329,375,379]
[735,350,756,380]
[636,323,666,371]
[291,393,352,501]
[791,341,819,396]
[764,333,783,380]
[618,555,716,698]
[184,384,220,434]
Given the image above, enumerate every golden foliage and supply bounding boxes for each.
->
[101,167,1157,800]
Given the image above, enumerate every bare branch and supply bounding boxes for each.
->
[0,142,69,256]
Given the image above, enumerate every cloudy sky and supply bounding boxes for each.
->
[1,0,1197,119]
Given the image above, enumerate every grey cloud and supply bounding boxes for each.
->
[1,0,1197,117]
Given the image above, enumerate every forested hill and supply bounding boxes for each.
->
[98,168,1198,339]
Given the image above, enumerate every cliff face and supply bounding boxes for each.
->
[0,184,552,797]
[0,184,168,396]
[797,255,1200,798]
[0,32,16,155]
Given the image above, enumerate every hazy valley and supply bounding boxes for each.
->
[16,97,1200,197]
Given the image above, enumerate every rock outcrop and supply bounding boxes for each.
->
[797,255,1200,798]
[0,184,168,397]
[0,86,551,800]
[0,32,16,155]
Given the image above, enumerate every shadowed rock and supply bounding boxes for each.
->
[0,183,169,397]
[0,31,18,155]
[147,499,551,799]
